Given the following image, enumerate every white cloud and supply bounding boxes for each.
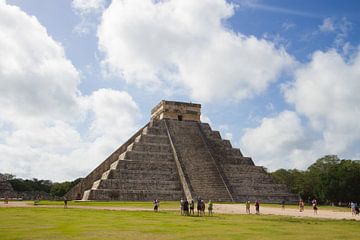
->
[84,88,140,139]
[72,0,106,14]
[240,111,318,170]
[319,17,352,49]
[319,18,335,32]
[0,2,140,181]
[241,47,360,171]
[282,21,295,31]
[283,48,360,153]
[97,0,294,102]
[72,0,107,34]
[0,3,81,124]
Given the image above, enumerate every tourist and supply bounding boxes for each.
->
[201,200,205,216]
[153,199,159,212]
[190,199,195,215]
[355,203,359,216]
[184,199,189,216]
[299,199,304,212]
[197,197,202,216]
[180,198,184,215]
[312,199,318,214]
[246,201,250,214]
[281,199,285,211]
[63,196,68,209]
[208,200,213,216]
[34,195,40,206]
[255,200,260,214]
[350,201,358,216]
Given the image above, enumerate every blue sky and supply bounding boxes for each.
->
[1,0,360,181]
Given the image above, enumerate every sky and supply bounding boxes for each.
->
[1,0,360,182]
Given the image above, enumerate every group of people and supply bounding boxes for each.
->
[298,199,318,214]
[180,197,213,216]
[245,200,260,214]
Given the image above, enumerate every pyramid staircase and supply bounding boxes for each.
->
[67,119,297,203]
[199,123,297,203]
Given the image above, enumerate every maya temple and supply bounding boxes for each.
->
[66,100,297,203]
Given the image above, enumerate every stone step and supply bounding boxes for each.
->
[131,142,171,153]
[115,159,177,171]
[218,157,253,165]
[125,151,173,161]
[88,189,183,201]
[222,164,266,173]
[140,134,169,144]
[98,179,181,190]
[167,119,233,202]
[82,190,91,200]
[108,169,179,180]
[91,179,101,190]
[226,175,275,184]
[144,126,167,135]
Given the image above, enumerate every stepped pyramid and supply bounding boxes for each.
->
[66,100,297,203]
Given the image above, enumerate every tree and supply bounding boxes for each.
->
[0,173,15,181]
[271,155,360,204]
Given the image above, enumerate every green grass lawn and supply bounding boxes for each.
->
[0,207,359,240]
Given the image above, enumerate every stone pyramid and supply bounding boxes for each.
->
[66,100,297,203]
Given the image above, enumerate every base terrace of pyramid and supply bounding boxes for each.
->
[66,100,297,203]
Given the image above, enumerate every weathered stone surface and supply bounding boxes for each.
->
[66,100,297,203]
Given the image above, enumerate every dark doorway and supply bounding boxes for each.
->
[178,115,183,121]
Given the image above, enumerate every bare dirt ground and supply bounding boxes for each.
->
[1,201,359,221]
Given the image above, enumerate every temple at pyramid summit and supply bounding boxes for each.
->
[66,100,297,203]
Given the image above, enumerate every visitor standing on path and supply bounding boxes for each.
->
[208,200,213,216]
[197,197,202,216]
[63,197,68,209]
[255,200,260,214]
[190,199,195,215]
[281,199,285,211]
[351,201,357,216]
[299,199,304,212]
[184,199,189,216]
[245,201,250,214]
[180,198,184,215]
[153,199,159,212]
[312,199,318,214]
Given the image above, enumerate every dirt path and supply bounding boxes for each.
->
[1,201,358,221]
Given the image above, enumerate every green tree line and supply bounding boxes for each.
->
[271,155,360,204]
[0,173,82,197]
